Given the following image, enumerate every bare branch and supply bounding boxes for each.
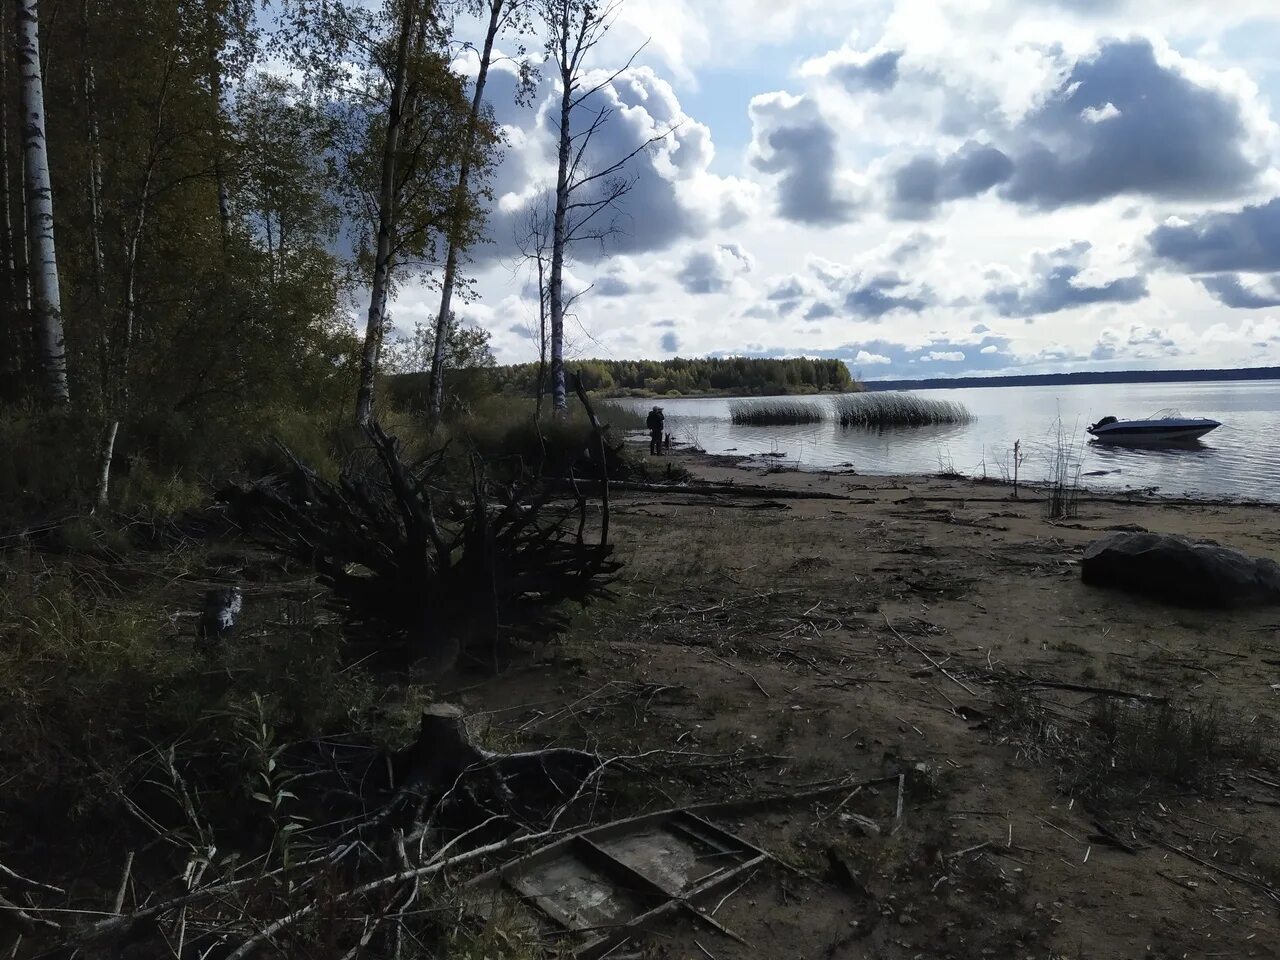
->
[568,37,649,109]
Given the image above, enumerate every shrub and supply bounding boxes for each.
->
[456,395,648,480]
[834,392,971,428]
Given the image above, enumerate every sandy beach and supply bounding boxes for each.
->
[441,447,1280,958]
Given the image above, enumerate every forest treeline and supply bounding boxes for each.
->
[486,356,858,397]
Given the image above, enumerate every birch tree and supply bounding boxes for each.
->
[278,0,491,428]
[424,0,527,429]
[16,0,69,405]
[200,0,256,252]
[539,0,666,413]
[0,8,21,399]
[353,0,417,428]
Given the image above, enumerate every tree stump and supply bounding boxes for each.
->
[394,704,600,820]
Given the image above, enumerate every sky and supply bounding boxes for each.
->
[390,0,1280,381]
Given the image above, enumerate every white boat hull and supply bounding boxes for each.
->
[1088,419,1219,444]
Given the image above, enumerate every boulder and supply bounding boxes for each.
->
[1081,532,1280,608]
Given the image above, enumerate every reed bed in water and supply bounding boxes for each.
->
[834,392,972,428]
[729,399,825,426]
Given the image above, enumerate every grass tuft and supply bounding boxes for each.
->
[834,392,971,429]
[999,691,1272,808]
[1043,417,1084,520]
[729,399,824,426]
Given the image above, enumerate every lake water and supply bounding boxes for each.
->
[611,380,1280,503]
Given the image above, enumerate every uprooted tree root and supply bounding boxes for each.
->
[217,420,621,672]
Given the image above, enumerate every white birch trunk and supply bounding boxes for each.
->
[425,0,503,429]
[0,8,19,393]
[354,0,416,428]
[16,0,69,405]
[547,61,572,414]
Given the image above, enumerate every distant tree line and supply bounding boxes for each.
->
[488,356,858,397]
[869,366,1280,391]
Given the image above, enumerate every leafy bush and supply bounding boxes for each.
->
[456,395,647,480]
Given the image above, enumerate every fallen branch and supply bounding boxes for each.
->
[883,614,980,698]
[0,893,60,934]
[0,860,65,897]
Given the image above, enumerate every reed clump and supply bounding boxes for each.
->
[729,399,825,426]
[834,392,972,428]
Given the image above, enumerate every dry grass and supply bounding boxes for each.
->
[729,399,825,426]
[1043,418,1084,520]
[834,392,971,429]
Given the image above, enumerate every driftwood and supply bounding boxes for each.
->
[219,423,619,669]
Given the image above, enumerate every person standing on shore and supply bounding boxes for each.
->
[646,405,665,456]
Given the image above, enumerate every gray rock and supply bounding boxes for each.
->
[1081,532,1280,608]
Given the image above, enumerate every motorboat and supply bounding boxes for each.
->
[1086,408,1220,444]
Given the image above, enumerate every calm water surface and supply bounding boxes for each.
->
[612,380,1280,503]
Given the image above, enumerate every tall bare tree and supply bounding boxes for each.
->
[515,194,551,418]
[15,0,68,405]
[540,0,666,413]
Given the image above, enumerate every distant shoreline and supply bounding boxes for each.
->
[864,366,1280,391]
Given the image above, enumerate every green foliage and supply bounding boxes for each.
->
[490,357,859,398]
[234,694,308,867]
[6,0,498,514]
[385,312,497,377]
[0,408,97,519]
[0,550,194,818]
[0,544,373,828]
[456,394,646,480]
[383,313,498,417]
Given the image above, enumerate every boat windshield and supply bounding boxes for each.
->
[1148,407,1183,420]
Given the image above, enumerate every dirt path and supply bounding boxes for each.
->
[442,452,1280,959]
